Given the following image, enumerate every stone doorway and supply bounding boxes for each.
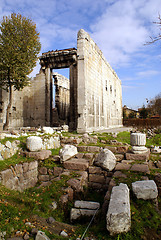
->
[39,48,78,130]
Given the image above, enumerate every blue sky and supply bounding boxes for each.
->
[0,0,161,110]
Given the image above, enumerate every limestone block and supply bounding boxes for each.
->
[42,126,54,134]
[70,208,97,222]
[1,169,14,183]
[25,150,52,160]
[63,158,89,170]
[130,133,146,146]
[59,145,78,162]
[115,163,131,171]
[132,180,158,200]
[29,161,38,170]
[126,150,150,161]
[94,149,116,171]
[35,231,50,240]
[106,183,131,235]
[23,162,29,172]
[67,178,83,192]
[39,167,48,175]
[89,174,105,184]
[1,148,12,159]
[14,164,23,176]
[74,200,100,210]
[130,164,150,173]
[26,136,42,152]
[5,141,12,149]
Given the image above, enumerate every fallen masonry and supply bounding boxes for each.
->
[132,180,158,200]
[70,200,100,222]
[0,129,161,238]
[106,183,131,235]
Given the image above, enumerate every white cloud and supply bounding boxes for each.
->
[90,0,161,67]
[137,70,161,78]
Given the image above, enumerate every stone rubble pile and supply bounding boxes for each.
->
[0,130,160,239]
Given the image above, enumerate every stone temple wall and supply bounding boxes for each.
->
[52,72,70,126]
[77,29,122,133]
[0,29,122,132]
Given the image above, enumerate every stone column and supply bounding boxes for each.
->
[130,132,148,154]
[45,67,52,126]
[69,64,77,130]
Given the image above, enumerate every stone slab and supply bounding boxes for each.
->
[130,164,150,173]
[87,146,100,152]
[74,200,100,210]
[113,171,127,178]
[106,183,131,235]
[70,208,97,222]
[115,163,131,171]
[132,180,158,200]
[24,150,52,160]
[63,158,89,170]
[125,149,150,161]
[89,174,105,184]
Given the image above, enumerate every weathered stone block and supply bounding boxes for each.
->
[89,166,103,174]
[89,174,105,184]
[74,200,100,209]
[132,180,158,200]
[26,136,42,152]
[94,149,116,171]
[77,146,87,152]
[1,169,14,183]
[29,161,38,170]
[70,208,97,222]
[25,150,52,160]
[14,164,23,176]
[59,145,78,162]
[87,146,100,152]
[115,163,131,171]
[105,146,117,153]
[115,154,124,162]
[130,164,150,173]
[106,183,131,235]
[116,146,129,153]
[22,162,29,172]
[39,167,48,175]
[53,166,63,176]
[125,150,150,161]
[39,175,50,182]
[63,158,89,170]
[67,178,83,192]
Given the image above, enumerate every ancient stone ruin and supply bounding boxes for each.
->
[0,29,122,132]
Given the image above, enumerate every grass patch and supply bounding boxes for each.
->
[116,132,131,145]
[146,133,161,147]
[0,153,34,172]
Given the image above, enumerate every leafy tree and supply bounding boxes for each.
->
[139,105,149,119]
[128,111,136,119]
[147,93,161,116]
[0,13,41,129]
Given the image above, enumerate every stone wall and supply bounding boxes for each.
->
[77,29,122,133]
[0,29,122,132]
[52,72,70,126]
[0,161,38,192]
